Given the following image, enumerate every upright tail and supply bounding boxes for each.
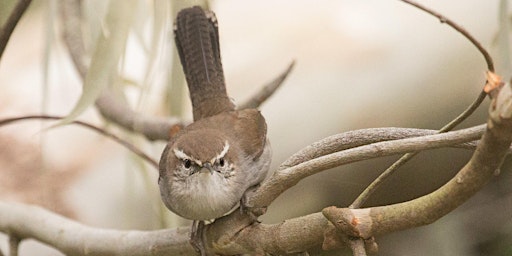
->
[174,6,235,121]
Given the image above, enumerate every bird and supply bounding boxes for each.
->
[158,6,272,255]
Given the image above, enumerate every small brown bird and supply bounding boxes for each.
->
[158,6,271,255]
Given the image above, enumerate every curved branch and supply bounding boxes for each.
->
[280,127,440,170]
[0,115,158,169]
[352,0,494,210]
[0,202,192,256]
[249,124,486,209]
[1,89,511,255]
[323,83,512,241]
[399,0,494,71]
[0,0,32,61]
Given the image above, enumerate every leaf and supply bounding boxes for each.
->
[56,0,138,126]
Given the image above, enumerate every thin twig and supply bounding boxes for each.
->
[0,0,33,61]
[238,61,296,110]
[399,0,494,71]
[0,115,158,169]
[350,0,494,209]
[325,83,512,241]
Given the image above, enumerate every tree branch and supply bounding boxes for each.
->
[399,0,494,71]
[249,124,485,210]
[0,202,192,256]
[0,201,334,256]
[350,0,494,209]
[279,126,481,170]
[0,0,32,61]
[1,96,510,255]
[322,83,512,245]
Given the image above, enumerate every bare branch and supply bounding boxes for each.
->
[1,99,510,255]
[0,202,192,256]
[350,151,418,208]
[352,0,494,208]
[94,91,185,141]
[249,124,485,209]
[280,127,441,170]
[322,83,512,243]
[238,61,296,110]
[399,0,494,71]
[0,200,336,255]
[0,0,32,61]
[0,115,159,169]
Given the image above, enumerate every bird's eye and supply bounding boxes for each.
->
[219,158,225,167]
[183,159,192,169]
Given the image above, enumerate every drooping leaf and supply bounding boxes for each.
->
[57,0,138,126]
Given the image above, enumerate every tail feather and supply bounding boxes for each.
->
[174,6,235,120]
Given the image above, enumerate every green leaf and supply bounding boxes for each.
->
[57,0,137,126]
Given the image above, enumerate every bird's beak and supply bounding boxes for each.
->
[202,163,214,174]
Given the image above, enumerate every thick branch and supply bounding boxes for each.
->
[0,201,332,256]
[1,97,510,255]
[0,202,192,256]
[279,127,479,170]
[94,91,184,141]
[400,0,494,71]
[249,124,485,209]
[322,83,512,240]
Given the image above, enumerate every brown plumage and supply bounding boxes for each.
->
[174,6,235,121]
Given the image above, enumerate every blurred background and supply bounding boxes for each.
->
[0,0,511,255]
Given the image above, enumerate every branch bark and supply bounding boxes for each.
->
[0,202,192,256]
[1,83,511,255]
[322,83,512,245]
[248,124,485,210]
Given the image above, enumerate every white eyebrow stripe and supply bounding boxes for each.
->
[173,148,202,165]
[218,141,230,159]
[210,141,230,165]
